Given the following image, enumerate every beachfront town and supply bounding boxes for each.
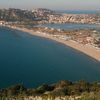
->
[48,14,100,25]
[0,8,100,49]
[0,8,100,24]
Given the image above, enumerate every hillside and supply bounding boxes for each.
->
[1,80,100,100]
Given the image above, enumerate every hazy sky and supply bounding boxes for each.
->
[0,0,100,10]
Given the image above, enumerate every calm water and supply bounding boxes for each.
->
[40,23,100,30]
[56,10,100,14]
[0,27,100,88]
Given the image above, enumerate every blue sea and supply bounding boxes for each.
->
[0,27,100,88]
[40,23,100,30]
[56,10,100,14]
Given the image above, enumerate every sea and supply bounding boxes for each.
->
[0,26,100,88]
[39,23,100,30]
[56,10,100,14]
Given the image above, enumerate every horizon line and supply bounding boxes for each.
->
[0,7,100,11]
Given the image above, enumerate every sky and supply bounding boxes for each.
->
[0,0,100,10]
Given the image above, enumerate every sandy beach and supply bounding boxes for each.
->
[10,26,100,62]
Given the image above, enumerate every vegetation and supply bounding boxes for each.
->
[95,40,100,44]
[1,80,100,99]
[94,40,100,47]
[0,8,54,23]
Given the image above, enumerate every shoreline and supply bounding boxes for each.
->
[6,26,100,62]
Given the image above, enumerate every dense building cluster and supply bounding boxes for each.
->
[0,8,100,25]
[48,14,100,25]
